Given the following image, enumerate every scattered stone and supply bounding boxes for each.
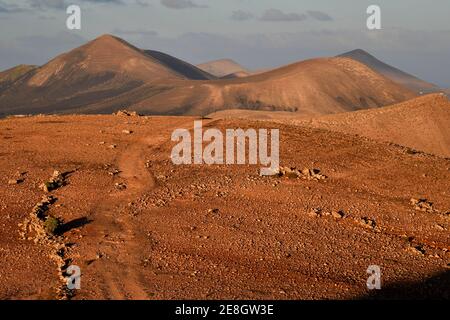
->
[114,110,139,117]
[108,169,120,176]
[308,208,345,219]
[39,170,65,192]
[408,244,426,255]
[32,195,57,219]
[208,208,220,215]
[154,199,167,207]
[19,194,61,244]
[216,191,227,197]
[405,148,419,155]
[122,129,133,134]
[278,167,326,181]
[331,210,345,219]
[359,217,377,229]
[8,171,26,185]
[108,144,117,149]
[8,179,23,185]
[308,208,322,217]
[410,198,434,213]
[114,182,127,190]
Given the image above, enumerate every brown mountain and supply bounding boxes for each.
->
[0,35,211,115]
[0,35,416,116]
[197,59,249,78]
[0,65,36,87]
[339,49,440,94]
[296,93,450,158]
[134,56,414,116]
[143,50,215,80]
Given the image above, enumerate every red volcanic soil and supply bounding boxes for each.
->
[0,114,449,299]
[210,94,450,159]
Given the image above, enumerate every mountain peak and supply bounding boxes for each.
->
[92,34,122,43]
[341,49,376,59]
[337,49,440,93]
[348,48,369,54]
[86,34,137,51]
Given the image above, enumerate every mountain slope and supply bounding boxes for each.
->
[0,36,417,116]
[197,59,249,78]
[26,34,185,85]
[134,57,415,116]
[144,50,215,80]
[296,94,450,157]
[0,35,195,115]
[0,65,37,91]
[339,49,440,94]
[0,64,36,83]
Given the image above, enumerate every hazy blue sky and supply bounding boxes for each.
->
[1,0,449,86]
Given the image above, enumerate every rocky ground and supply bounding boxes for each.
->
[0,114,449,299]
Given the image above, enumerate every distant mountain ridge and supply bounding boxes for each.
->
[0,35,417,116]
[144,50,215,80]
[197,59,250,78]
[338,49,441,94]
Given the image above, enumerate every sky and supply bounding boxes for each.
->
[0,0,449,87]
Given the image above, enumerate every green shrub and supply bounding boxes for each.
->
[44,216,61,235]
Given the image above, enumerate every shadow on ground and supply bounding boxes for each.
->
[358,270,450,300]
[59,217,92,234]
